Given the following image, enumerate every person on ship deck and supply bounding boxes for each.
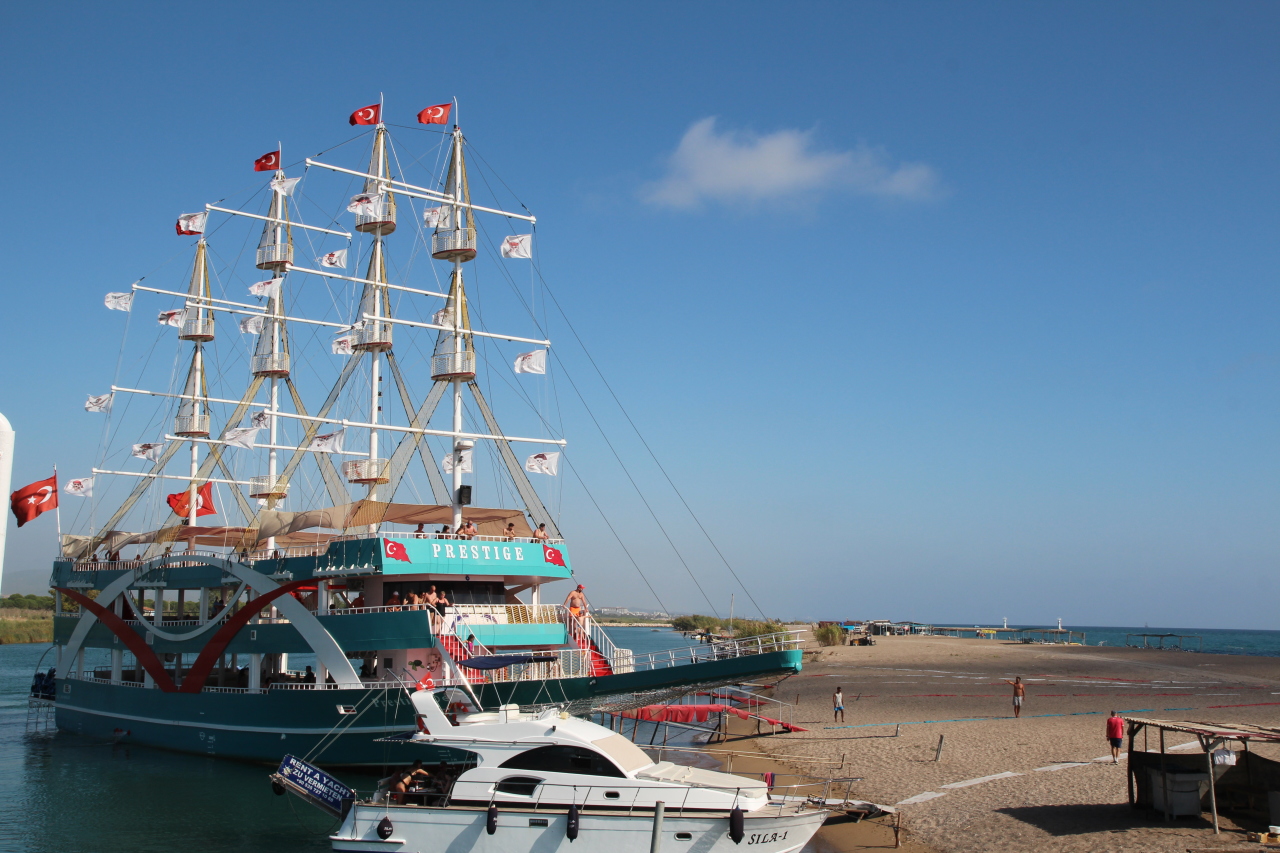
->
[385,591,402,611]
[533,523,550,542]
[458,520,478,540]
[503,522,517,541]
[437,525,453,539]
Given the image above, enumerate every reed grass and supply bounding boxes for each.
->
[0,615,53,644]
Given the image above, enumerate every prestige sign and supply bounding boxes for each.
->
[380,537,572,577]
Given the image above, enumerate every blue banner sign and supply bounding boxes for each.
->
[379,537,572,577]
[276,754,356,817]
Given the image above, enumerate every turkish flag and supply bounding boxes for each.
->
[416,103,451,125]
[10,475,58,527]
[166,482,217,518]
[384,539,411,562]
[349,104,381,126]
[542,545,566,567]
[254,150,280,172]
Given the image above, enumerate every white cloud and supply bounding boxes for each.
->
[642,117,940,208]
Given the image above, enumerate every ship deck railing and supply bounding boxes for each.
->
[66,632,802,692]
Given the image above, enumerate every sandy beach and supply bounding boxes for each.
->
[732,634,1280,852]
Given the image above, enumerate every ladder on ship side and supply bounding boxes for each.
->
[26,698,55,731]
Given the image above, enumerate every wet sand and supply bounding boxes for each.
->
[730,634,1280,852]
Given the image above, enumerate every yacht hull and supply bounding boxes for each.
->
[332,803,829,853]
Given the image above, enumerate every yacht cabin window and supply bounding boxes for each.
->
[499,745,626,778]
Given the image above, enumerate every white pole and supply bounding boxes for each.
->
[0,412,14,593]
[52,464,62,559]
[450,127,465,531]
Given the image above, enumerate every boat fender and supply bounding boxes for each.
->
[566,803,580,841]
[487,805,499,835]
[729,807,744,844]
[377,817,394,840]
[271,781,286,796]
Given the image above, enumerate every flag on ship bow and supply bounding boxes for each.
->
[10,474,58,527]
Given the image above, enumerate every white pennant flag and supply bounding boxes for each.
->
[423,206,448,228]
[132,442,165,461]
[176,212,207,235]
[307,430,344,454]
[250,411,271,429]
[513,349,547,375]
[85,393,112,413]
[104,291,134,312]
[331,335,355,355]
[64,477,94,497]
[248,278,283,298]
[239,314,266,335]
[524,451,560,476]
[347,192,383,216]
[158,308,186,327]
[223,427,260,450]
[441,449,473,474]
[270,176,301,196]
[500,234,532,259]
[317,249,347,269]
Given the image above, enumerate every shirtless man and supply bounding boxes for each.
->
[833,686,845,723]
[1003,676,1025,718]
[533,523,550,542]
[503,522,517,541]
[458,520,478,540]
[564,584,587,621]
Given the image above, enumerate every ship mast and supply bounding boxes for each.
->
[431,125,479,530]
[249,161,295,549]
[174,242,215,531]
[349,124,397,526]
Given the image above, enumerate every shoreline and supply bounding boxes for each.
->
[734,633,1280,852]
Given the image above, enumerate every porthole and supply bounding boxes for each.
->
[604,791,620,799]
[676,832,692,841]
[529,818,549,827]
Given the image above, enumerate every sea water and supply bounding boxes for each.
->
[0,628,692,853]
[3,625,1274,852]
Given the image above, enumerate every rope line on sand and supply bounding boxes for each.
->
[823,704,1219,729]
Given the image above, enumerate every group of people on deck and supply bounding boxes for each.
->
[409,521,553,541]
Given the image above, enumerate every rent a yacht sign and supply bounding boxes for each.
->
[380,537,572,577]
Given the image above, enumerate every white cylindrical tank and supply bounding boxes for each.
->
[0,412,14,595]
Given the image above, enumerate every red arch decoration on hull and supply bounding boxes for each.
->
[177,578,313,693]
[57,588,178,692]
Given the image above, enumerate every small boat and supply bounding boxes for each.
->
[273,687,846,853]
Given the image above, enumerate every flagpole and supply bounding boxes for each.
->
[53,465,62,558]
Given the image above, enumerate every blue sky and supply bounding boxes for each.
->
[0,2,1276,629]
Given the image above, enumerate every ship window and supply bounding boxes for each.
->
[499,745,626,778]
[604,791,620,799]
[529,818,549,827]
[496,776,541,796]
[676,833,692,841]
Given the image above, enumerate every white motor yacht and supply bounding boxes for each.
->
[273,687,863,853]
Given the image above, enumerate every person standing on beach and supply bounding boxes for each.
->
[833,687,845,723]
[1003,677,1025,718]
[1106,711,1125,764]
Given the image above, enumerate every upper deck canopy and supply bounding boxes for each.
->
[61,500,534,558]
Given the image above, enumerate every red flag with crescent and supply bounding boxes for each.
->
[254,150,280,172]
[165,482,217,518]
[542,545,566,567]
[10,474,58,527]
[349,104,381,126]
[417,103,452,125]
[385,539,411,562]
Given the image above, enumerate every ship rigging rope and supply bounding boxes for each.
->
[459,141,770,619]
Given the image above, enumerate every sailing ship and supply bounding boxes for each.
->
[37,103,802,765]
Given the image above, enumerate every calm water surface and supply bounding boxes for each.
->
[0,628,693,853]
